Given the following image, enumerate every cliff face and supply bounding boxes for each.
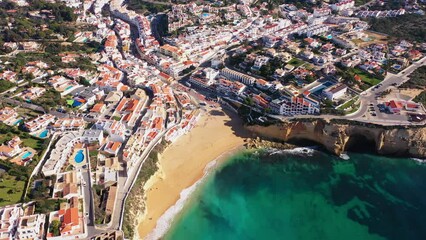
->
[246,119,426,158]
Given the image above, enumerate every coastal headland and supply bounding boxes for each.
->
[246,118,426,158]
[134,106,426,239]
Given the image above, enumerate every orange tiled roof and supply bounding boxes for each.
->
[63,208,79,226]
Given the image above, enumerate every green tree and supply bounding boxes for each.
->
[50,220,61,236]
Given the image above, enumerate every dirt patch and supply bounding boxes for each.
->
[353,30,389,47]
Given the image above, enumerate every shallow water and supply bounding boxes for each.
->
[164,150,426,240]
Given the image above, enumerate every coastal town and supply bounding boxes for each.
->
[0,0,425,239]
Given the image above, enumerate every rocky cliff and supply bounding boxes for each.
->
[245,119,426,158]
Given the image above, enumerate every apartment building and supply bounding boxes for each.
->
[270,95,320,116]
[0,204,46,240]
[159,44,185,61]
[51,118,86,132]
[0,205,23,239]
[15,214,46,240]
[25,114,55,132]
[220,68,255,85]
[216,78,247,95]
[42,130,103,176]
[331,0,355,11]
[95,120,127,142]
[189,68,218,89]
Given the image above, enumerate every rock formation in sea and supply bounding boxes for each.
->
[245,119,426,158]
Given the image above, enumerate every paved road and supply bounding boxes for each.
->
[263,57,426,126]
[109,126,174,231]
[136,0,172,5]
[348,56,426,122]
[81,166,102,236]
[0,96,46,113]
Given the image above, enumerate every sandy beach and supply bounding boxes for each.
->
[137,107,251,239]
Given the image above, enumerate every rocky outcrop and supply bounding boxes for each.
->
[245,119,426,158]
[245,137,298,150]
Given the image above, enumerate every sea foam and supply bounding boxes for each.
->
[411,158,426,164]
[269,147,317,156]
[145,159,218,240]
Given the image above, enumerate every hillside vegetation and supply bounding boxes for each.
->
[368,14,426,42]
[401,66,426,89]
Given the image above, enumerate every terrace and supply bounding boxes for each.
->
[68,145,87,169]
[9,147,36,166]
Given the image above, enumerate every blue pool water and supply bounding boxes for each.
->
[75,150,84,164]
[14,119,22,126]
[21,151,32,159]
[202,13,209,17]
[310,81,334,95]
[72,101,83,108]
[39,130,48,138]
[393,65,402,70]
[65,86,73,90]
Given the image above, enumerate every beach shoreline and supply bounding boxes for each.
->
[136,107,251,239]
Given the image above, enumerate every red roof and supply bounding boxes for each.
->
[63,208,79,226]
[91,103,105,113]
[354,75,362,82]
[159,72,172,80]
[386,100,403,109]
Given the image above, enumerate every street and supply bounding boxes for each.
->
[348,56,426,124]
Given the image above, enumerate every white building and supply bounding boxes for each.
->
[16,214,46,240]
[331,0,355,11]
[51,118,86,132]
[0,205,23,240]
[94,120,127,142]
[42,130,103,176]
[251,56,270,71]
[270,94,320,116]
[220,68,256,85]
[323,83,348,101]
[25,114,55,132]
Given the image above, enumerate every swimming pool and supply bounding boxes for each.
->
[39,130,48,138]
[21,151,32,159]
[75,150,84,164]
[202,13,209,17]
[310,81,334,95]
[14,119,22,126]
[393,64,402,70]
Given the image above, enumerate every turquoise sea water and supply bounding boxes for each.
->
[165,149,426,240]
